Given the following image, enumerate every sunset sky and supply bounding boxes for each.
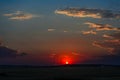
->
[0,0,120,66]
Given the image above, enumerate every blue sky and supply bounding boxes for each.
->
[0,0,120,65]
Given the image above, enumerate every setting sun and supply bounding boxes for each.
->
[61,55,72,65]
[65,61,69,64]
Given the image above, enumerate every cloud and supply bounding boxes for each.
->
[0,45,27,58]
[4,11,39,20]
[103,34,114,39]
[85,22,120,31]
[85,22,120,54]
[103,32,120,40]
[110,32,120,39]
[55,8,101,18]
[72,52,80,55]
[4,13,13,16]
[63,30,68,33]
[55,7,120,19]
[93,39,120,54]
[93,32,120,54]
[82,30,97,35]
[48,29,56,32]
[105,39,120,44]
[93,41,115,54]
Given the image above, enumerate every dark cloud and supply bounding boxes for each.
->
[55,7,120,19]
[0,46,27,58]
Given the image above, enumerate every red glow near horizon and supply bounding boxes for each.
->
[55,51,88,65]
[61,55,72,65]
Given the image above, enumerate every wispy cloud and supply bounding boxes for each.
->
[72,52,80,55]
[85,22,120,31]
[63,30,68,33]
[105,39,120,44]
[105,32,120,45]
[82,30,97,35]
[93,32,120,54]
[48,28,56,32]
[103,34,114,39]
[4,11,40,20]
[93,41,115,54]
[55,7,120,19]
[110,32,120,39]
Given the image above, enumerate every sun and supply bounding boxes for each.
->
[61,56,72,65]
[57,52,76,65]
[65,61,69,64]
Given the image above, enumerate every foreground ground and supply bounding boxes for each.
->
[0,64,120,80]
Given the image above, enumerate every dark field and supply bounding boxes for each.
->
[0,64,120,80]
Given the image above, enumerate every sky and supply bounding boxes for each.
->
[0,0,120,66]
